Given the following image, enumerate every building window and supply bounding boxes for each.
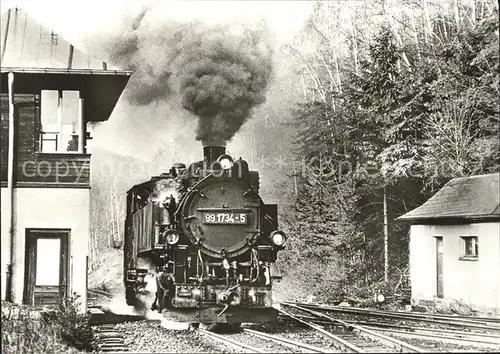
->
[40,90,81,153]
[461,236,479,258]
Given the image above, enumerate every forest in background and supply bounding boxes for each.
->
[273,0,499,303]
[88,0,499,304]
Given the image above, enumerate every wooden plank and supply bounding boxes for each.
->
[34,286,60,293]
[23,231,37,305]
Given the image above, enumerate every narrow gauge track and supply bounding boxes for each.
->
[286,302,500,331]
[280,303,500,351]
[280,313,500,344]
[279,304,423,353]
[197,328,267,353]
[242,328,334,353]
[197,326,336,353]
[93,323,129,352]
[362,325,500,347]
[88,305,335,353]
[88,307,144,353]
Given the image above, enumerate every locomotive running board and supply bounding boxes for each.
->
[161,307,278,324]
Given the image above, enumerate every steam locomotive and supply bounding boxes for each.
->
[123,145,286,325]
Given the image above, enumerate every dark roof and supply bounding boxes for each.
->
[1,8,120,70]
[398,173,500,223]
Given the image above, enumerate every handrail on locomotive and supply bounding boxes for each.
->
[123,145,286,324]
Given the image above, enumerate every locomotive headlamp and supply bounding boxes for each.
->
[270,230,287,246]
[217,154,234,170]
[164,229,179,245]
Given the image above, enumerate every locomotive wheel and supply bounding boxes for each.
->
[199,323,218,331]
[203,323,242,333]
[228,322,242,332]
[189,323,200,330]
[125,286,136,306]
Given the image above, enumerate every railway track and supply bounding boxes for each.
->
[280,313,500,344]
[88,307,145,352]
[197,325,338,353]
[242,328,333,353]
[280,302,500,351]
[279,304,423,353]
[286,302,500,331]
[93,323,129,352]
[87,299,498,353]
[197,328,268,353]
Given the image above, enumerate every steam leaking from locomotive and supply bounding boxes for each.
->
[108,8,273,146]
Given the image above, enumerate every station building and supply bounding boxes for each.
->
[398,173,500,314]
[0,8,131,311]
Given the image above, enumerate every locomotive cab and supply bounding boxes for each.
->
[123,146,286,325]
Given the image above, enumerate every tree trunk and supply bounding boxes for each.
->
[385,4,412,70]
[453,0,460,27]
[470,0,476,25]
[410,7,421,59]
[422,0,429,45]
[112,182,121,243]
[301,72,307,101]
[347,5,359,76]
[108,193,115,248]
[383,185,389,282]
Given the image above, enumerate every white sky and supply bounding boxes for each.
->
[1,0,314,159]
[1,0,313,50]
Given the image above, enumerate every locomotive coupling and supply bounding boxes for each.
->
[218,284,240,305]
[217,284,241,316]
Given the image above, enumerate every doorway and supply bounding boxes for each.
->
[435,236,444,298]
[24,229,70,306]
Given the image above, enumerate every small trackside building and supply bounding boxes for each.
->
[0,8,131,311]
[398,173,500,314]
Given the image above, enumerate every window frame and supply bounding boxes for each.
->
[39,89,83,154]
[459,236,479,261]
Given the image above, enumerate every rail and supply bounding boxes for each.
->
[243,328,334,353]
[286,302,500,331]
[197,328,268,353]
[277,308,365,352]
[283,303,424,353]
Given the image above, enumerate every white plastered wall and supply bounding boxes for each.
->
[1,187,89,312]
[410,222,500,310]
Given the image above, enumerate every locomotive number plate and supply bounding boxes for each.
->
[203,212,247,224]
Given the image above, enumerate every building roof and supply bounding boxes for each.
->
[0,8,132,122]
[1,8,120,70]
[398,173,500,223]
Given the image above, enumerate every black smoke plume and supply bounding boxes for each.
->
[108,10,273,146]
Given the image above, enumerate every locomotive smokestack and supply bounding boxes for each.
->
[203,145,226,166]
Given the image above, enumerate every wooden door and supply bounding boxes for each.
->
[24,229,69,307]
[435,237,444,298]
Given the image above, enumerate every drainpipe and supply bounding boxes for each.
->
[6,72,16,302]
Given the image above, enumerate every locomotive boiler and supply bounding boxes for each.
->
[123,145,286,325]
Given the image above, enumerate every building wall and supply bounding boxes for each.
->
[1,188,9,300]
[410,222,500,311]
[1,187,89,311]
[0,93,91,187]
